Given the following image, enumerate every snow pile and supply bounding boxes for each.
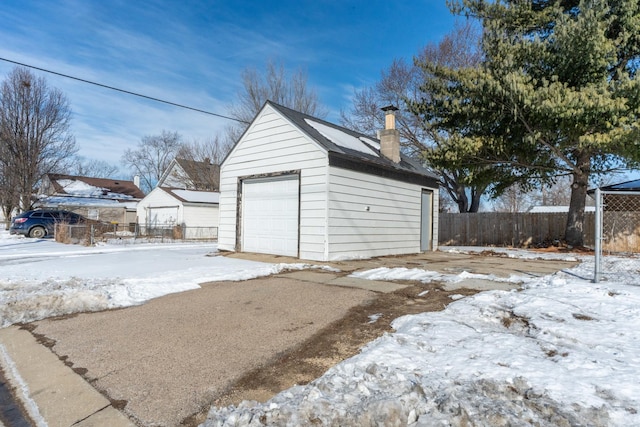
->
[443,246,581,262]
[0,260,332,327]
[203,259,640,426]
[0,233,336,327]
[351,266,526,285]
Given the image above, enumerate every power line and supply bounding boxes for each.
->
[0,57,250,124]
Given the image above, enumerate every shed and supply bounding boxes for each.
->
[136,187,219,239]
[218,101,440,261]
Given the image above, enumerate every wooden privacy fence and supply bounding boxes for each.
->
[439,212,596,247]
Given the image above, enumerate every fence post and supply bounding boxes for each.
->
[593,188,602,283]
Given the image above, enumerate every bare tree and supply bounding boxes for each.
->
[340,22,486,213]
[70,156,120,178]
[0,160,19,229]
[177,136,232,166]
[492,184,537,213]
[161,136,231,191]
[536,177,573,207]
[121,130,182,193]
[0,67,77,213]
[225,59,327,143]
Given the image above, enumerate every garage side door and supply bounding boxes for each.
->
[242,175,299,257]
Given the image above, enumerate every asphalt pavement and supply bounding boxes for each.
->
[0,251,578,426]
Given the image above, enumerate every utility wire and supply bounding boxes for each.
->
[0,57,250,124]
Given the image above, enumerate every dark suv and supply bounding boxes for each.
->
[9,209,86,238]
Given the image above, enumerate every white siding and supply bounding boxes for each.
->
[182,204,219,239]
[432,190,439,251]
[136,188,182,225]
[327,167,438,260]
[218,105,329,260]
[182,205,219,227]
[138,188,219,238]
[159,163,187,188]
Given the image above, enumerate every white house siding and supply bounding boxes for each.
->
[327,167,438,260]
[218,107,329,260]
[182,204,219,239]
[160,164,186,188]
[136,188,181,226]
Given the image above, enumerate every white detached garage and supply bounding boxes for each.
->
[137,187,219,239]
[218,101,439,261]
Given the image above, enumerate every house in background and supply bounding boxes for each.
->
[218,101,440,261]
[136,187,219,239]
[37,174,144,225]
[158,158,220,191]
[528,206,596,213]
[137,157,220,239]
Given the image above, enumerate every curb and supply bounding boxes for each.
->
[0,326,134,427]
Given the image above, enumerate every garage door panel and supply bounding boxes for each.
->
[148,207,179,225]
[242,176,299,257]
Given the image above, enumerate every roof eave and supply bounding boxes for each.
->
[328,152,439,188]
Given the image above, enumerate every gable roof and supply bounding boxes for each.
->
[45,174,145,200]
[265,101,439,186]
[159,187,219,204]
[159,158,220,191]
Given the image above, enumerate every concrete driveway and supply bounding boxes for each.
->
[11,250,578,426]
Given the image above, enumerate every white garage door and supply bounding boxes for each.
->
[242,175,299,257]
[148,207,179,225]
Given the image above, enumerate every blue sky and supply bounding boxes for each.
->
[0,0,457,172]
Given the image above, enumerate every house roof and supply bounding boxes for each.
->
[529,205,595,213]
[159,158,220,191]
[598,179,640,192]
[46,174,145,200]
[159,187,220,204]
[36,195,139,209]
[260,101,439,187]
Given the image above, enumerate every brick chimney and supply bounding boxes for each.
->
[380,105,400,163]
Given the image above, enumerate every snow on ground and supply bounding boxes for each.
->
[3,228,640,426]
[351,266,528,286]
[443,245,583,262]
[204,255,640,427]
[0,230,323,327]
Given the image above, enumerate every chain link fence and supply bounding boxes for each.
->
[55,223,218,245]
[593,188,640,282]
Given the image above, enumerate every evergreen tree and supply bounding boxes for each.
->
[411,0,640,246]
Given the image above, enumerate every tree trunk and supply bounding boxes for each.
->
[469,188,482,213]
[565,152,591,247]
[454,185,470,213]
[2,205,14,230]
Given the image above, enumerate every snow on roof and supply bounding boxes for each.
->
[359,136,380,150]
[305,118,379,157]
[529,206,595,213]
[36,195,138,209]
[57,179,134,200]
[164,188,219,204]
